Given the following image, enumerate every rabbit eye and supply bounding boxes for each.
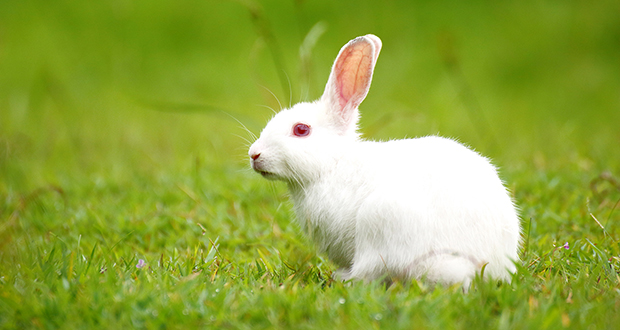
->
[292,123,311,137]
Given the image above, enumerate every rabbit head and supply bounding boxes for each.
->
[249,34,382,184]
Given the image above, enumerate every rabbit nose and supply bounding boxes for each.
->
[250,153,261,160]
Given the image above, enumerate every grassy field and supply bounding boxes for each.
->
[1,0,619,328]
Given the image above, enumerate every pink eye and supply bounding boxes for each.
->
[293,123,311,137]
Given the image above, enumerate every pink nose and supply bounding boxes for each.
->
[250,153,261,160]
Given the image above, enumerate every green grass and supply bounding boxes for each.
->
[1,0,619,328]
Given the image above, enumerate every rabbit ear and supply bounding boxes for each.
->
[321,34,382,134]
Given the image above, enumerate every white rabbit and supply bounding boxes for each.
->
[248,34,521,287]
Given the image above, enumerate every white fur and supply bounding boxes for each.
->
[248,35,521,287]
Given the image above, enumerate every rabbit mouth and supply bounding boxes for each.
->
[259,170,274,177]
[257,170,278,180]
[252,162,277,179]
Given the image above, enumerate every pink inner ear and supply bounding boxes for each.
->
[334,42,373,110]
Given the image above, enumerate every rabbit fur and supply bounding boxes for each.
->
[248,34,521,287]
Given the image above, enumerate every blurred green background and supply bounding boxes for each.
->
[1,0,618,189]
[1,1,619,327]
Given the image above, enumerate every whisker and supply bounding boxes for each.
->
[232,133,252,146]
[236,158,252,171]
[257,104,278,116]
[291,173,307,196]
[259,84,282,110]
[235,167,253,174]
[223,112,258,141]
[272,182,285,201]
[282,69,292,108]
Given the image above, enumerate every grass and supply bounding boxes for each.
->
[1,0,619,328]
